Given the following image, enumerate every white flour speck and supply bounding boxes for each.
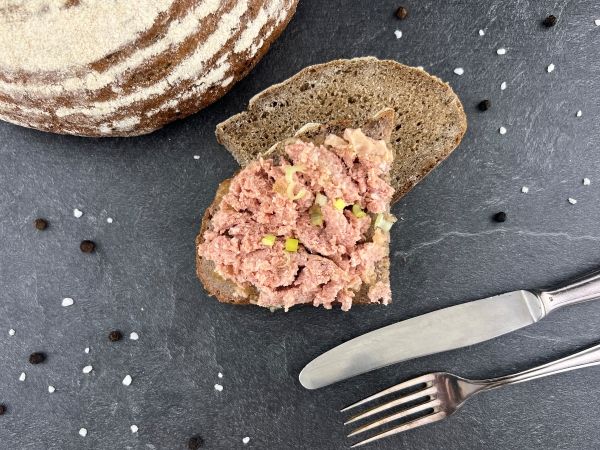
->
[568,198,577,205]
[214,384,223,391]
[79,428,87,437]
[478,29,485,36]
[130,425,138,433]
[521,186,529,194]
[122,375,132,386]
[500,81,507,90]
[193,155,200,160]
[496,48,506,55]
[394,30,402,39]
[547,63,555,73]
[84,347,90,354]
[453,67,464,75]
[576,110,582,117]
[62,297,74,307]
[8,329,15,336]
[129,332,139,341]
[595,19,600,26]
[48,385,55,393]
[19,372,26,382]
[73,208,83,218]
[583,178,591,186]
[82,365,93,374]
[242,437,250,444]
[218,372,223,378]
[106,217,113,223]
[499,126,507,135]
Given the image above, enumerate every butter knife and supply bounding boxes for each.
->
[299,269,600,389]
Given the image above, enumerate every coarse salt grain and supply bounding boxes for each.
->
[583,178,591,186]
[107,217,113,223]
[193,155,200,160]
[595,19,600,26]
[547,63,555,73]
[84,347,90,354]
[497,48,506,55]
[122,375,132,386]
[521,186,529,194]
[82,365,93,374]
[394,30,402,39]
[19,372,26,381]
[242,437,250,444]
[499,127,507,135]
[576,110,582,117]
[214,384,223,391]
[478,29,485,36]
[73,208,83,218]
[130,425,138,433]
[453,67,464,75]
[568,198,577,204]
[8,329,15,336]
[79,428,87,437]
[129,332,139,341]
[218,372,223,378]
[62,297,74,307]
[48,385,55,393]
[500,81,507,90]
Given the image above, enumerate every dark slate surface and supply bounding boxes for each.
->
[1,1,600,449]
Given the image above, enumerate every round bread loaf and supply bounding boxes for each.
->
[0,0,297,137]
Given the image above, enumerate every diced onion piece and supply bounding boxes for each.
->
[333,198,346,211]
[315,193,327,206]
[285,238,299,252]
[352,203,366,218]
[374,213,396,232]
[309,204,323,226]
[284,165,304,183]
[261,234,276,246]
[288,185,306,200]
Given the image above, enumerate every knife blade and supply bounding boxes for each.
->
[299,290,546,390]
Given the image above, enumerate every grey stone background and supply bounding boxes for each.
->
[1,1,600,449]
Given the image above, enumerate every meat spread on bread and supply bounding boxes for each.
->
[197,110,397,311]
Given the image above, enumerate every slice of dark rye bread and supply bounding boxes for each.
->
[196,109,396,307]
[216,57,467,204]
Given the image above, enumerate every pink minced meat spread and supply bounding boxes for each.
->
[200,128,396,311]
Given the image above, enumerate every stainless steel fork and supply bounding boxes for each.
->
[342,342,600,447]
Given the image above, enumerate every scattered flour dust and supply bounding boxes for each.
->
[122,375,133,386]
[242,437,250,444]
[73,208,83,218]
[394,30,402,39]
[19,372,26,382]
[453,67,464,75]
[214,384,223,391]
[79,428,88,437]
[8,328,15,336]
[61,297,74,307]
[521,186,529,194]
[583,178,591,186]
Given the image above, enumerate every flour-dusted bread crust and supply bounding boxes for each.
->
[216,57,467,203]
[0,0,297,137]
[197,109,396,307]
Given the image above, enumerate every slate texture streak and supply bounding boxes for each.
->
[1,1,600,449]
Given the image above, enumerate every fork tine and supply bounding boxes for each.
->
[350,411,447,448]
[340,374,435,412]
[347,398,441,437]
[344,385,437,425]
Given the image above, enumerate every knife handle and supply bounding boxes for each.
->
[538,268,600,314]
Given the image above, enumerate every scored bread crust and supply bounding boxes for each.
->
[0,0,297,137]
[216,57,467,204]
[196,109,396,307]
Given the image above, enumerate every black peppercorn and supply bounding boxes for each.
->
[0,404,6,415]
[395,6,408,20]
[108,330,123,342]
[188,435,204,449]
[80,240,96,253]
[34,218,48,230]
[542,15,557,27]
[493,212,507,223]
[478,100,491,111]
[29,352,46,364]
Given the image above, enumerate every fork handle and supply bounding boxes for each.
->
[481,343,600,391]
[537,268,600,314]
